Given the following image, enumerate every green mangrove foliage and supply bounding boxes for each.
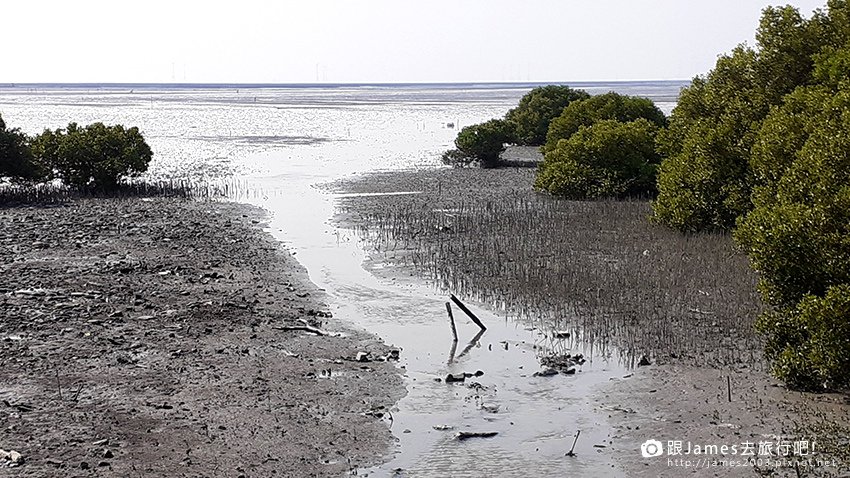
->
[543,92,667,154]
[535,119,661,199]
[1,115,153,190]
[31,122,153,190]
[735,81,850,389]
[0,114,43,181]
[504,85,590,146]
[649,0,850,389]
[652,4,838,232]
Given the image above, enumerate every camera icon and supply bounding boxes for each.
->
[641,439,664,458]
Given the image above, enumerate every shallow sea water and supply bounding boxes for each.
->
[1,82,683,477]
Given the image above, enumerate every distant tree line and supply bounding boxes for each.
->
[0,115,152,190]
[444,0,850,390]
[444,86,666,201]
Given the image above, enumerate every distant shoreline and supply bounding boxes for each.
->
[0,80,691,91]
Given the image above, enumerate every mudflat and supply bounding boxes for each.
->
[332,166,850,477]
[0,197,404,477]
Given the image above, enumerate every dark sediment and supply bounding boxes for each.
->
[0,197,404,477]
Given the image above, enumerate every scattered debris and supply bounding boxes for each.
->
[537,353,584,376]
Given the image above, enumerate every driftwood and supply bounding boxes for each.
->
[456,431,498,440]
[450,294,486,331]
[274,324,333,336]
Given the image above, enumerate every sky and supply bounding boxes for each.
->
[2,0,829,84]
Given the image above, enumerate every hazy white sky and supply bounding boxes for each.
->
[3,0,828,83]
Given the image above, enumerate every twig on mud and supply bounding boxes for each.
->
[52,365,63,401]
[566,430,581,457]
[727,376,732,403]
[71,383,84,402]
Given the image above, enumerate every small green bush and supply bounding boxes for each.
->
[32,122,153,190]
[535,119,661,199]
[454,119,513,168]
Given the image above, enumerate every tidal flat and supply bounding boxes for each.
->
[330,166,850,477]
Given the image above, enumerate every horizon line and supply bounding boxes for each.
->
[0,79,691,88]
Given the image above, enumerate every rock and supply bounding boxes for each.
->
[637,355,651,367]
[355,352,371,363]
[445,373,466,383]
[562,368,577,375]
[553,330,571,339]
[92,439,109,446]
[533,367,559,377]
[103,449,114,459]
[0,449,23,465]
[432,425,454,431]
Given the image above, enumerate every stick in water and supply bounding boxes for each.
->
[566,430,581,457]
[445,302,458,342]
[450,294,486,331]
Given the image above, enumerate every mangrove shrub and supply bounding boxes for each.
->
[535,119,661,199]
[451,119,514,168]
[32,122,153,190]
[0,114,43,182]
[504,85,589,146]
[543,92,667,153]
[652,4,835,232]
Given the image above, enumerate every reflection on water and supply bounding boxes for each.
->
[0,82,683,476]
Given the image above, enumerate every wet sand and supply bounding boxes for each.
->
[0,197,404,477]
